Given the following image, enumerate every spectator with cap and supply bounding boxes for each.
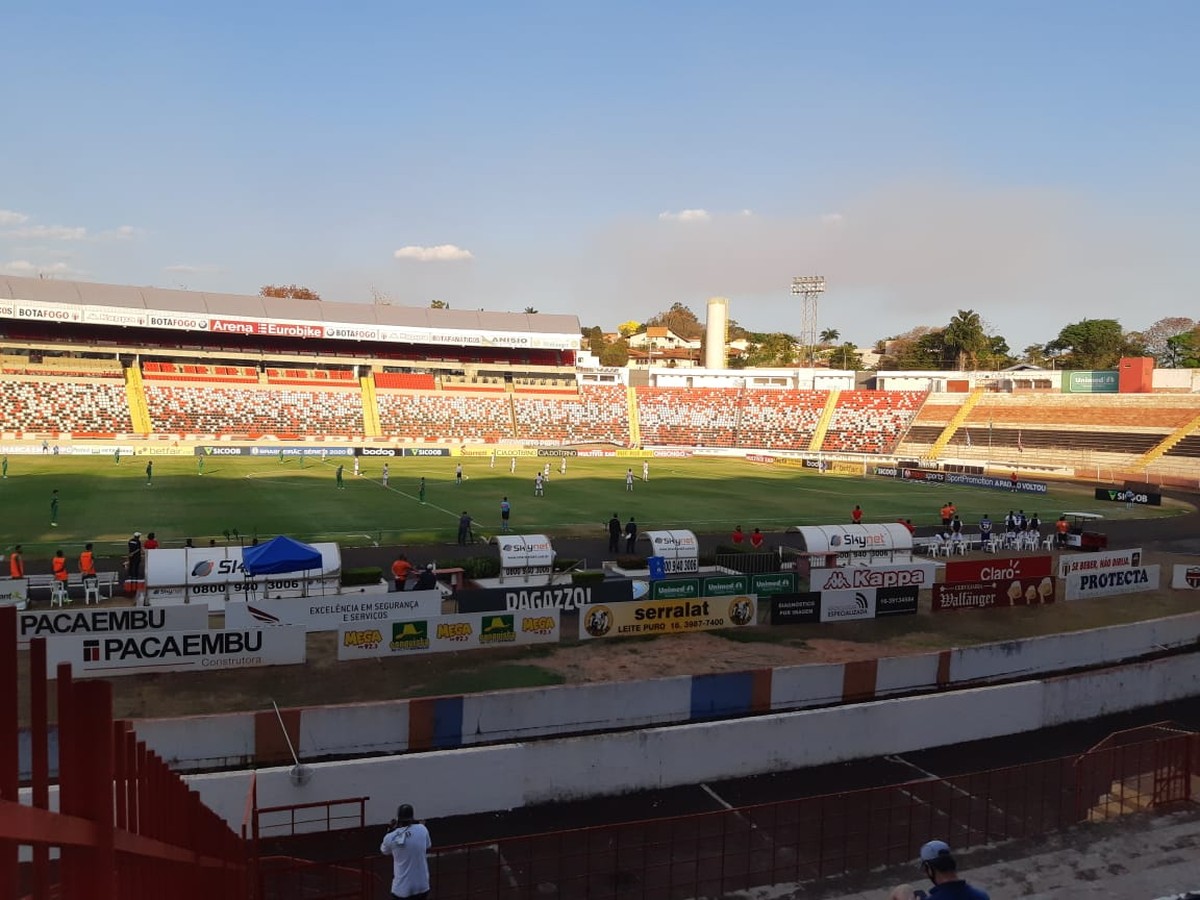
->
[127,532,144,580]
[413,564,438,592]
[380,802,431,899]
[918,840,989,898]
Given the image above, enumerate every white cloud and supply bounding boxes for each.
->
[2,224,88,241]
[393,244,474,262]
[163,263,220,274]
[658,209,712,223]
[0,210,29,226]
[0,260,71,276]
[99,224,139,240]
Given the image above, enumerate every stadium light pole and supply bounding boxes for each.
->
[791,276,825,368]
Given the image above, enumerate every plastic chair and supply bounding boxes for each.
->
[50,581,69,608]
[83,576,101,605]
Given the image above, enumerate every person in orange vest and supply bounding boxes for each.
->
[52,550,69,602]
[79,543,96,576]
[851,505,864,525]
[1055,514,1071,548]
[9,545,24,579]
[390,554,413,592]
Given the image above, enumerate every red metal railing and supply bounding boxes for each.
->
[0,606,249,900]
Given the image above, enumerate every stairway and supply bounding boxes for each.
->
[124,364,152,434]
[626,386,641,447]
[807,390,840,452]
[1134,410,1200,468]
[358,375,381,438]
[926,386,986,460]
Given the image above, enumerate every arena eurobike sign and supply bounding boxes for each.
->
[41,627,307,679]
[18,605,209,649]
[337,610,561,659]
[1065,565,1161,601]
[577,596,757,640]
[225,590,443,632]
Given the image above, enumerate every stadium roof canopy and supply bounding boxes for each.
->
[0,275,581,351]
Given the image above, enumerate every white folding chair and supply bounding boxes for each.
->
[50,582,69,608]
[83,576,101,605]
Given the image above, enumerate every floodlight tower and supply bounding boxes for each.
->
[791,275,825,367]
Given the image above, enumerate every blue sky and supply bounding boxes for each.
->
[2,1,1198,351]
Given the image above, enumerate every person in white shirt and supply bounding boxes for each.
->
[380,803,432,900]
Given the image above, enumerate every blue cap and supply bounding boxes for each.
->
[919,840,952,863]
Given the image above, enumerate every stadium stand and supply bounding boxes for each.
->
[264,367,356,385]
[143,362,259,383]
[374,371,438,390]
[0,376,133,435]
[821,390,924,453]
[2,353,123,378]
[143,384,363,438]
[635,387,742,447]
[513,385,631,444]
[376,391,514,442]
[737,390,827,449]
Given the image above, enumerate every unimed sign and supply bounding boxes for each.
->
[944,555,1052,584]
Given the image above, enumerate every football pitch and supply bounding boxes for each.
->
[0,453,1181,555]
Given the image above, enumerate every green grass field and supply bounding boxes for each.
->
[0,453,1184,558]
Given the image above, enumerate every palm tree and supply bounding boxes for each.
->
[524,306,538,314]
[943,309,987,370]
[819,328,840,345]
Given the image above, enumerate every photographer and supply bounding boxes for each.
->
[380,803,431,900]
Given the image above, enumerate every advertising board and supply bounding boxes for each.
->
[43,627,306,679]
[19,605,209,649]
[454,580,637,613]
[144,544,342,610]
[944,555,1052,584]
[1064,371,1119,393]
[650,579,700,600]
[1065,565,1161,601]
[578,596,756,640]
[810,563,937,593]
[495,535,555,577]
[819,589,877,622]
[224,590,442,632]
[769,592,820,624]
[1093,487,1162,506]
[701,574,749,597]
[337,610,561,659]
[750,572,797,596]
[1057,548,1143,579]
[1172,565,1200,589]
[932,577,1056,611]
[874,585,920,617]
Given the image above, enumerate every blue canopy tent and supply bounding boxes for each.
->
[242,536,324,596]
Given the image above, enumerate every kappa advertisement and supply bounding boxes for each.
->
[18,605,209,649]
[1065,565,1161,601]
[932,577,1057,611]
[225,590,443,632]
[144,544,342,610]
[42,627,306,679]
[454,579,638,613]
[337,610,561,659]
[944,555,1053,584]
[810,563,937,593]
[1172,565,1200,589]
[577,596,757,640]
[1057,548,1143,579]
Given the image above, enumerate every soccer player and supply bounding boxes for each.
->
[2,455,7,478]
[455,463,463,486]
[336,464,345,489]
[560,456,567,475]
[114,447,121,465]
[534,472,545,496]
[197,456,204,475]
[418,477,426,504]
[354,456,361,477]
[145,460,153,487]
[642,460,649,482]
[543,462,551,478]
[50,489,60,527]
[625,468,635,492]
[279,449,285,464]
[490,449,496,468]
[500,496,511,532]
[382,463,390,487]
[509,456,516,474]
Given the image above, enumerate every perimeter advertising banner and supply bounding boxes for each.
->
[1172,565,1200,589]
[337,610,561,659]
[577,596,757,640]
[944,555,1053,584]
[19,605,209,649]
[769,593,820,624]
[1064,371,1119,393]
[43,627,307,679]
[1065,565,1161,601]
[225,590,443,632]
[751,572,797,596]
[810,563,937,593]
[819,590,878,622]
[455,579,638,613]
[1057,548,1144,579]
[932,577,1057,611]
[144,544,342,610]
[1093,487,1162,506]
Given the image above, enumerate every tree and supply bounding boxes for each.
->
[819,328,840,345]
[260,284,320,301]
[1165,328,1200,368]
[828,342,861,369]
[876,327,947,370]
[617,320,643,338]
[1047,319,1139,369]
[645,302,703,340]
[727,317,750,341]
[430,299,450,309]
[1136,316,1196,365]
[523,306,538,314]
[743,332,799,367]
[598,339,630,367]
[942,309,989,370]
[580,326,606,356]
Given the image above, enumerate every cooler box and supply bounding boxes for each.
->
[647,556,666,581]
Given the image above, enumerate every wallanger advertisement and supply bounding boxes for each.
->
[18,605,209,649]
[337,610,561,660]
[932,577,1057,611]
[42,627,307,679]
[577,596,757,640]
[1065,566,1161,601]
[225,590,443,632]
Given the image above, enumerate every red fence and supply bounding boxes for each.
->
[0,606,248,900]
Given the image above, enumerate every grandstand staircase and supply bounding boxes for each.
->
[123,364,152,434]
[358,375,382,438]
[1133,409,1200,468]
[807,390,840,452]
[626,386,641,447]
[925,386,986,460]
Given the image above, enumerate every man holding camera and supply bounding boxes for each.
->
[380,803,431,899]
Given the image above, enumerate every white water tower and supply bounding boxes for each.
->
[704,297,729,369]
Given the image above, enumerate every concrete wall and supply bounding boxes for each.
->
[187,651,1200,829]
[130,612,1200,772]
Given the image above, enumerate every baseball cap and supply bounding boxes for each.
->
[919,840,955,870]
[133,531,141,537]
[425,563,434,570]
